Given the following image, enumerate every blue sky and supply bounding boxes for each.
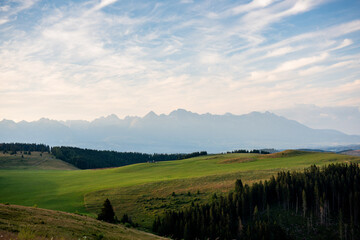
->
[0,0,360,122]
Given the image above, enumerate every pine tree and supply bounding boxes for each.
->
[120,213,129,223]
[253,205,259,221]
[235,179,244,194]
[154,163,360,239]
[302,190,307,217]
[97,198,116,223]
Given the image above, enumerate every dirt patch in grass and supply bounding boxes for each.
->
[260,150,314,159]
[218,150,314,164]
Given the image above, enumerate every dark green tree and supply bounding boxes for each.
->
[154,163,360,239]
[235,179,244,194]
[302,189,307,217]
[97,198,116,223]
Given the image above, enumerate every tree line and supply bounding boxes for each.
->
[153,163,360,239]
[229,149,270,154]
[51,146,207,169]
[0,143,50,153]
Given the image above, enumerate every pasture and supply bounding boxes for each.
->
[1,151,359,228]
[0,151,77,170]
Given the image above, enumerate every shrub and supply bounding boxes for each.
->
[18,226,36,240]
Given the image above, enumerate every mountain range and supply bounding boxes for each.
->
[1,109,360,153]
[273,104,360,135]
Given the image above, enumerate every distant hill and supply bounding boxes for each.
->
[51,146,207,169]
[0,204,166,240]
[0,151,77,170]
[1,110,360,153]
[339,150,360,157]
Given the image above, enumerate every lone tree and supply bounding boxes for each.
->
[97,198,116,223]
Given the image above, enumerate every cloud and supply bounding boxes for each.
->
[90,0,118,12]
[199,52,222,65]
[227,0,275,15]
[180,0,193,4]
[247,20,360,57]
[247,52,330,84]
[275,53,329,72]
[299,60,355,76]
[237,0,326,35]
[0,0,360,126]
[265,46,299,57]
[330,39,353,51]
[0,19,9,25]
[0,0,38,25]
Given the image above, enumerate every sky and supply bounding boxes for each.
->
[1,0,360,123]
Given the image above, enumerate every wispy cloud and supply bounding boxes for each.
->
[89,0,118,12]
[275,52,329,73]
[0,0,359,121]
[0,0,39,25]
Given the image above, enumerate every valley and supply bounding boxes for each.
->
[1,150,359,233]
[3,0,360,238]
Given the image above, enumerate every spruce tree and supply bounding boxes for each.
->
[97,198,116,223]
[302,190,307,217]
[235,179,244,194]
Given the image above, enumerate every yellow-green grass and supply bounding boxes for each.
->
[0,151,359,228]
[0,152,78,170]
[0,203,166,240]
[84,170,277,228]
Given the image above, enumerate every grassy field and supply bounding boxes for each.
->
[0,151,77,170]
[1,151,359,229]
[0,203,166,240]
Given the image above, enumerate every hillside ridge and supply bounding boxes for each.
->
[0,151,77,170]
[0,203,166,240]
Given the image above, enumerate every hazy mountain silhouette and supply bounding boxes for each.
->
[274,104,360,135]
[1,109,359,153]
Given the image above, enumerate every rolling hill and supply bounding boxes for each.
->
[1,150,359,229]
[0,151,77,170]
[0,204,166,240]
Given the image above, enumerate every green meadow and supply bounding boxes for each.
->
[1,151,359,228]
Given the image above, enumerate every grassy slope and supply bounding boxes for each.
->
[0,151,359,228]
[0,152,78,170]
[85,150,360,228]
[0,204,166,240]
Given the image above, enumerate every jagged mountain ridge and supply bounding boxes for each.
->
[1,109,359,153]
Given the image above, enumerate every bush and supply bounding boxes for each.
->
[95,233,104,240]
[18,226,36,240]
